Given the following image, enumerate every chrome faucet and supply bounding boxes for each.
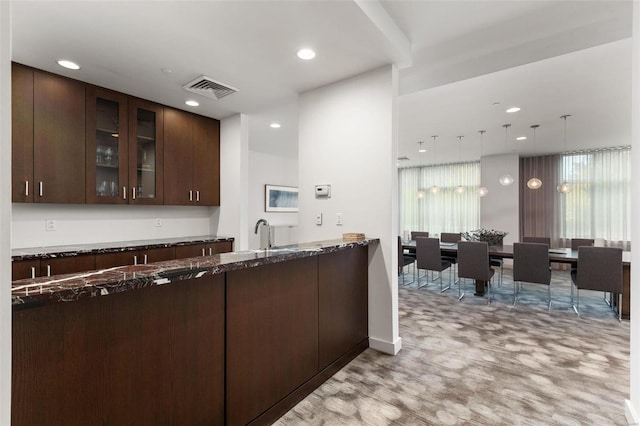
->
[254,218,269,234]
[254,219,272,249]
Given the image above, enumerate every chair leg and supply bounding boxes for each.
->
[547,285,551,312]
[458,278,465,301]
[619,293,622,322]
[513,280,518,305]
[439,268,450,293]
[573,287,580,317]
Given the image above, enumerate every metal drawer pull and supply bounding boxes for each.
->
[144,254,148,264]
[31,266,36,279]
[39,182,43,197]
[189,190,193,202]
[209,247,212,256]
[133,255,138,265]
[196,191,200,202]
[46,264,51,276]
[123,186,127,200]
[132,187,136,200]
[201,248,205,256]
[25,181,29,197]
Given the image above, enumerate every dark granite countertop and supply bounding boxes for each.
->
[12,238,379,310]
[12,235,235,261]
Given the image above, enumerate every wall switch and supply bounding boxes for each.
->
[155,218,162,227]
[45,219,57,231]
[336,213,343,226]
[316,213,323,225]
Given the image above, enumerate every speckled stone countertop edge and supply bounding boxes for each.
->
[12,238,379,310]
[11,235,235,260]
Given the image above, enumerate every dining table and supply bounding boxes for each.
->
[402,240,631,319]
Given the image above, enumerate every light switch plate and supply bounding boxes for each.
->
[316,213,323,225]
[336,213,343,226]
[45,219,56,231]
[155,218,162,227]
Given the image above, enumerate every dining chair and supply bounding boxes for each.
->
[522,236,551,245]
[416,237,451,292]
[570,238,594,250]
[512,242,552,310]
[457,241,496,303]
[398,236,415,285]
[570,246,623,321]
[411,231,429,240]
[440,232,461,283]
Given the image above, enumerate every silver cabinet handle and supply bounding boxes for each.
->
[189,190,193,202]
[25,181,29,197]
[133,255,138,265]
[30,266,36,279]
[201,248,205,256]
[132,187,136,200]
[196,191,200,202]
[144,254,148,264]
[39,182,43,197]
[123,186,127,200]
[209,247,212,256]
[46,264,51,276]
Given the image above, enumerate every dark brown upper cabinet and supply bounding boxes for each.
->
[128,97,164,205]
[164,108,220,206]
[13,64,86,203]
[86,86,129,204]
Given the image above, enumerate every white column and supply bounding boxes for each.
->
[298,66,401,355]
[0,1,12,423]
[213,113,250,250]
[626,2,640,424]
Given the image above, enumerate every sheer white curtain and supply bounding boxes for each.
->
[558,147,631,249]
[398,162,480,237]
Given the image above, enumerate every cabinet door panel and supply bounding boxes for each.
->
[86,86,129,204]
[129,98,163,205]
[12,63,34,203]
[12,260,40,281]
[42,255,95,277]
[142,247,175,263]
[193,115,220,206]
[207,241,232,256]
[174,244,205,259]
[163,108,194,205]
[33,70,86,204]
[94,251,137,269]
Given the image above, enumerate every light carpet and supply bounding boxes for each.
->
[275,269,630,425]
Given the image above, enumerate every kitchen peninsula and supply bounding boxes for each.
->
[11,238,377,426]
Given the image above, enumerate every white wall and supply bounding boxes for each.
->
[626,2,640,425]
[0,1,11,422]
[248,150,298,249]
[298,66,400,355]
[212,113,250,250]
[480,153,520,246]
[12,204,212,248]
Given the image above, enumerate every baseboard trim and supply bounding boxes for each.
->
[626,400,639,425]
[369,336,402,355]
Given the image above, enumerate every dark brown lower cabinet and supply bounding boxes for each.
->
[226,257,320,425]
[175,241,232,259]
[12,273,225,426]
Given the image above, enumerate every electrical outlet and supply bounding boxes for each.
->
[336,213,343,226]
[155,218,162,227]
[316,213,323,225]
[45,219,57,231]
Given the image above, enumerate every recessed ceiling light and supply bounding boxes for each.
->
[516,136,527,141]
[297,48,316,60]
[161,68,172,74]
[270,123,281,129]
[418,149,427,153]
[57,59,80,70]
[506,107,521,113]
[185,100,199,107]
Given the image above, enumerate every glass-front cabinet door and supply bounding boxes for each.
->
[86,87,128,204]
[128,98,163,205]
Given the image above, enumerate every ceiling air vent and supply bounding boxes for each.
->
[397,156,410,161]
[182,76,238,100]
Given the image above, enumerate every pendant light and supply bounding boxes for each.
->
[416,141,426,199]
[454,136,465,194]
[429,135,440,194]
[557,115,572,193]
[526,124,542,190]
[478,130,488,197]
[499,124,514,186]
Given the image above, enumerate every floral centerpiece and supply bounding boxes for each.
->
[462,229,508,246]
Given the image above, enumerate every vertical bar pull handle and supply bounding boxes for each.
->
[196,191,200,202]
[132,187,136,200]
[30,266,36,279]
[209,247,212,256]
[189,190,193,202]
[133,255,138,265]
[123,186,127,200]
[46,264,51,276]
[39,182,43,197]
[201,248,205,256]
[144,254,148,264]
[25,181,29,197]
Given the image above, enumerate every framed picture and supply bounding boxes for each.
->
[265,184,298,212]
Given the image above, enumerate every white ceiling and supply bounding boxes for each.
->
[10,1,633,163]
